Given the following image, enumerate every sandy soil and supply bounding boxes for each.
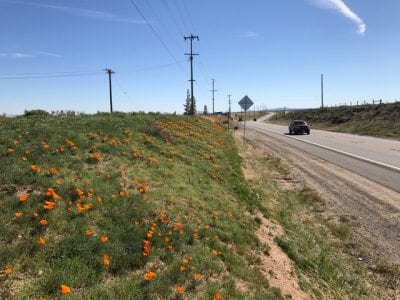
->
[237,135,309,299]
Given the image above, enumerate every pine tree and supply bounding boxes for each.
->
[183,89,191,115]
[203,105,208,115]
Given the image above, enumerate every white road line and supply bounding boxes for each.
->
[251,124,400,173]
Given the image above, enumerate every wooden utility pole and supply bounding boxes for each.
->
[321,73,324,109]
[210,79,217,114]
[184,34,199,115]
[228,94,231,131]
[105,68,115,113]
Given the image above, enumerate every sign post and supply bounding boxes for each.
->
[238,95,254,144]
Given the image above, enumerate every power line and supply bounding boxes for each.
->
[161,0,185,37]
[180,0,197,33]
[127,0,182,69]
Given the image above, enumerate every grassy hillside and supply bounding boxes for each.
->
[0,113,280,299]
[270,102,400,139]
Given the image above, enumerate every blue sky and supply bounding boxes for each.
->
[1,0,399,115]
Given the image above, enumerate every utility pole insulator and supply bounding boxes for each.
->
[184,34,199,115]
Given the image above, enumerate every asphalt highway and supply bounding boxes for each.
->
[245,120,400,192]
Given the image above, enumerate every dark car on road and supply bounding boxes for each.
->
[289,120,310,135]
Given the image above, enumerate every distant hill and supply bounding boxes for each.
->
[269,102,400,139]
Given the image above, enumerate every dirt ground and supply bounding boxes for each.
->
[236,127,400,299]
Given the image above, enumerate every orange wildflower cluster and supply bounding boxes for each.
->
[102,254,110,267]
[211,249,222,256]
[193,273,202,280]
[88,153,102,161]
[176,286,184,294]
[37,237,46,245]
[19,195,29,202]
[55,146,65,153]
[143,271,156,280]
[46,188,60,200]
[108,138,122,146]
[4,268,13,275]
[15,212,23,218]
[76,188,86,199]
[40,219,48,226]
[85,229,94,236]
[76,202,93,213]
[137,182,149,195]
[66,139,78,150]
[43,201,56,210]
[143,239,151,257]
[41,141,49,149]
[212,293,223,300]
[60,284,71,296]
[100,236,108,243]
[31,165,41,173]
[46,167,58,176]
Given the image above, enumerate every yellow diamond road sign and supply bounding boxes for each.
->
[238,95,254,111]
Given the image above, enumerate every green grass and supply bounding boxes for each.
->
[269,102,400,139]
[0,113,280,299]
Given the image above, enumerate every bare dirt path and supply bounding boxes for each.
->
[244,127,400,266]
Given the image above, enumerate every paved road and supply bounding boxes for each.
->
[245,120,400,192]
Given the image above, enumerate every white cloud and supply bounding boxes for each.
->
[0,53,36,58]
[1,0,146,24]
[34,51,63,58]
[309,0,366,35]
[233,31,260,38]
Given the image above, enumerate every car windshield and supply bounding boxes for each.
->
[293,121,306,125]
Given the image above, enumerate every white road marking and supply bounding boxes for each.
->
[251,124,400,173]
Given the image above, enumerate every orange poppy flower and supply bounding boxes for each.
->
[60,284,71,296]
[37,237,46,245]
[143,271,156,280]
[43,201,56,210]
[182,258,189,264]
[40,219,48,226]
[4,268,13,275]
[176,286,184,294]
[100,236,108,243]
[85,229,93,236]
[179,265,186,272]
[103,254,110,267]
[15,212,23,218]
[19,195,28,202]
[7,148,14,153]
[22,157,28,161]
[31,165,41,173]
[33,212,39,218]
[194,273,202,280]
[13,140,19,145]
[212,293,222,300]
